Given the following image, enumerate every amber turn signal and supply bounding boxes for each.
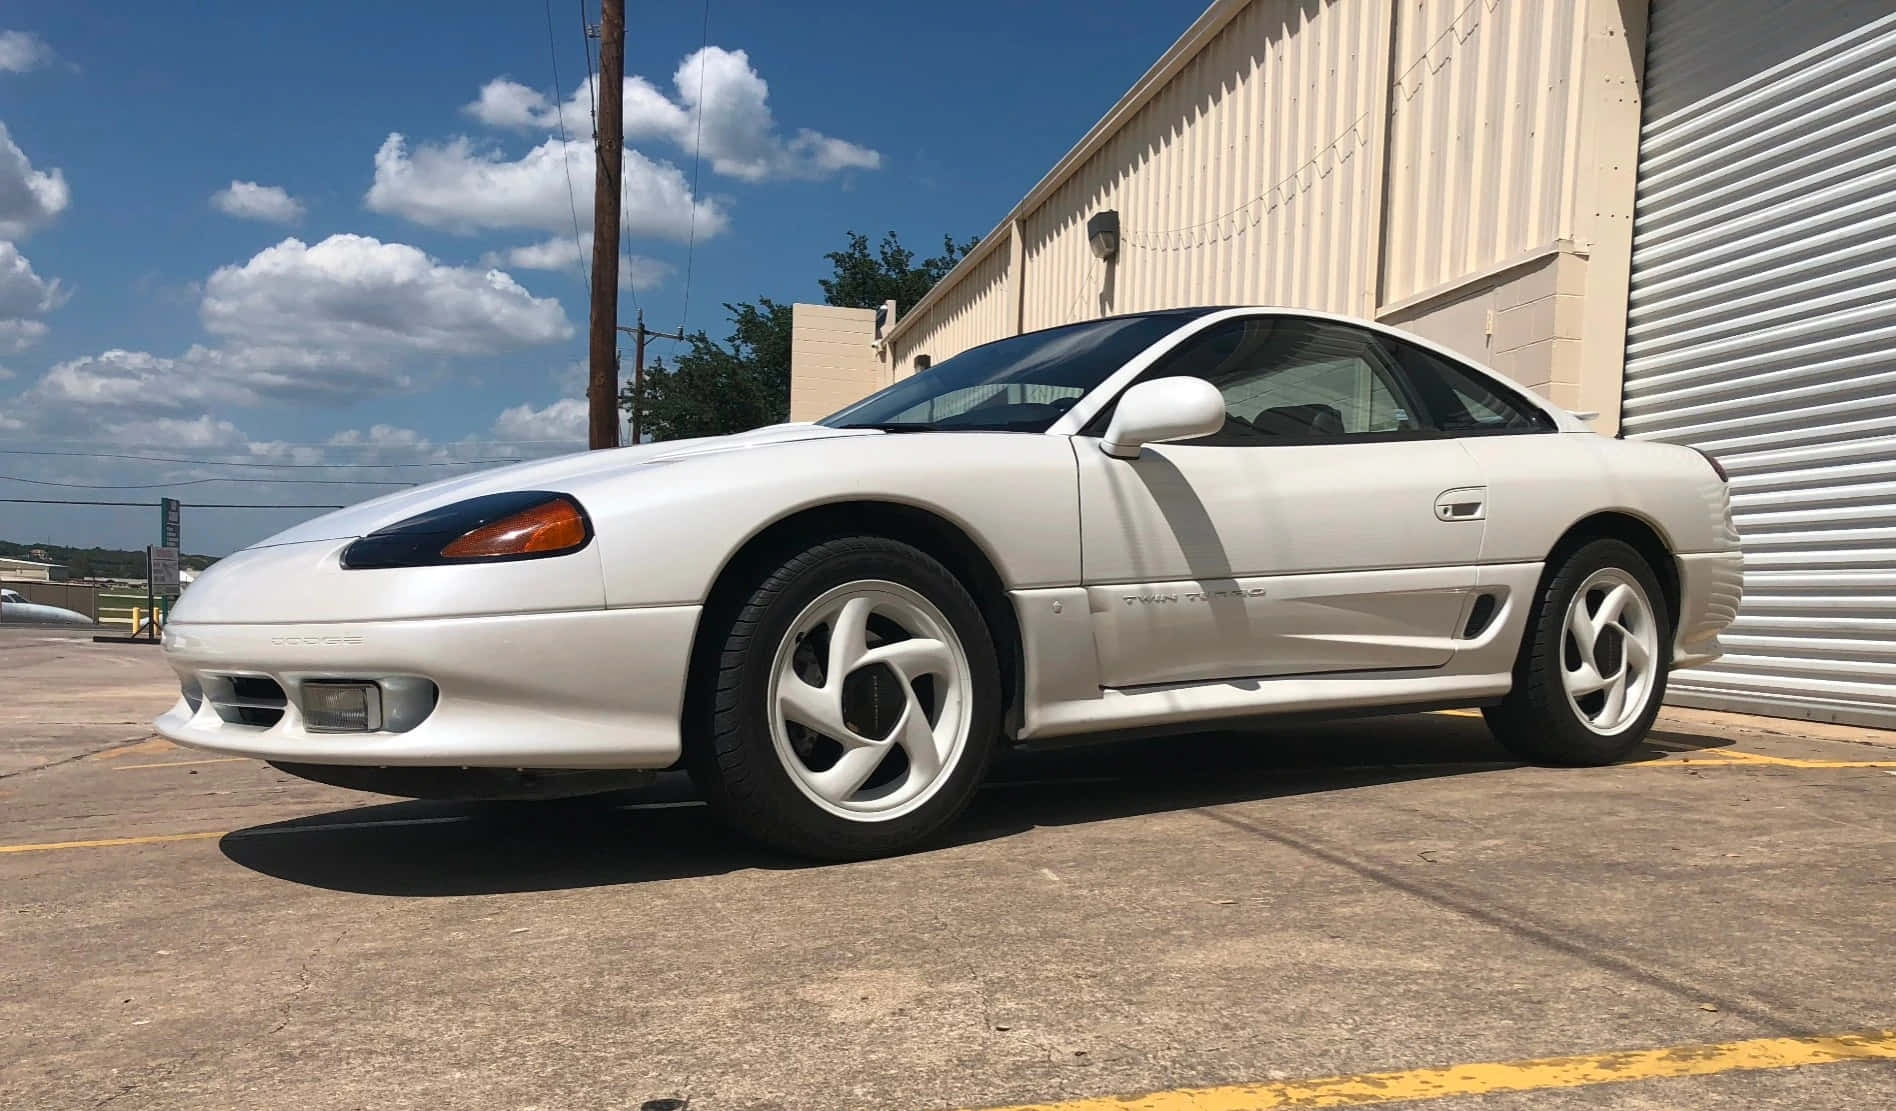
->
[441,497,589,559]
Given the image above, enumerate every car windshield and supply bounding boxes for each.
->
[821,310,1212,433]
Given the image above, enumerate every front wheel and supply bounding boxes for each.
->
[688,536,1002,860]
[1485,538,1671,765]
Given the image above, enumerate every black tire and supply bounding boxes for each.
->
[1484,538,1672,766]
[686,536,1002,860]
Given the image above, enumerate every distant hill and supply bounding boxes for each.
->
[0,541,220,580]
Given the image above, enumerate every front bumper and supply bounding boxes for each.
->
[1672,550,1744,670]
[156,606,699,768]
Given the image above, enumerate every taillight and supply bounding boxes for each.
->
[1693,448,1729,483]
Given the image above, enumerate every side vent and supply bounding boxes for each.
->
[1462,593,1499,639]
[202,674,288,728]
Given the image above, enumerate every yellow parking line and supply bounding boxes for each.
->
[1677,748,1896,770]
[961,1027,1896,1111]
[111,757,249,771]
[90,738,177,760]
[0,830,227,854]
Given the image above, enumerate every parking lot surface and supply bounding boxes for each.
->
[4,626,1894,1110]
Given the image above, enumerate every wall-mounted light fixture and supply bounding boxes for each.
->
[1087,209,1120,261]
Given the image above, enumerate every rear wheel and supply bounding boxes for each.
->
[1485,538,1671,765]
[688,536,1001,859]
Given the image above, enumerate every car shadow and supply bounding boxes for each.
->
[218,712,1737,897]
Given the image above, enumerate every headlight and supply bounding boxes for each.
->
[341,491,593,569]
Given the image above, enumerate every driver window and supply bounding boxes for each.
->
[1127,317,1422,444]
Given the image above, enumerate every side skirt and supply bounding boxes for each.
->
[1018,671,1514,743]
[1009,695,1505,750]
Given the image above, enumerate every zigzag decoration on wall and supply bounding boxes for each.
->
[1117,0,1506,254]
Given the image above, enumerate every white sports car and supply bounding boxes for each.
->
[157,308,1742,858]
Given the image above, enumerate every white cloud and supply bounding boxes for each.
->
[0,240,65,351]
[365,133,725,242]
[329,423,430,449]
[0,362,14,380]
[462,78,562,130]
[0,31,53,74]
[467,73,687,138]
[0,122,69,239]
[484,235,672,290]
[463,46,880,183]
[107,414,249,450]
[492,397,588,442]
[15,233,575,433]
[670,47,880,182]
[210,180,306,224]
[201,233,572,357]
[29,348,263,412]
[550,357,587,395]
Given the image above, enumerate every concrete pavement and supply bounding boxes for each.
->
[3,630,1893,1110]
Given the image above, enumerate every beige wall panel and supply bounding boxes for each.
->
[887,244,1013,372]
[789,304,881,422]
[1380,0,1583,304]
[1018,0,1385,332]
[1381,250,1589,405]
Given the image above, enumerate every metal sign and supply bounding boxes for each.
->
[148,546,181,598]
[161,498,181,550]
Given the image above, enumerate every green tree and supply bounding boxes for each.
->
[632,299,793,442]
[624,230,976,441]
[820,231,979,311]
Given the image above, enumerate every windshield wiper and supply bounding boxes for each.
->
[836,422,941,432]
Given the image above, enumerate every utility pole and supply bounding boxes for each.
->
[618,309,685,444]
[586,0,627,450]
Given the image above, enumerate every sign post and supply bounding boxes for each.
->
[147,546,180,641]
[158,498,182,626]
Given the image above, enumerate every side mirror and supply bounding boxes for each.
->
[1099,377,1225,458]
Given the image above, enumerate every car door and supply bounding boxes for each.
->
[1074,314,1488,688]
[1372,334,1572,567]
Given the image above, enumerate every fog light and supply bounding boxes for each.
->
[302,682,383,733]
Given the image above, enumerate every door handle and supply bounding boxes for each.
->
[1435,487,1486,522]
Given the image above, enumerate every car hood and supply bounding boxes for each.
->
[252,423,880,548]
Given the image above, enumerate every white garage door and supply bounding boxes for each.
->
[1621,0,1896,727]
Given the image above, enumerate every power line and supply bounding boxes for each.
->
[1,473,415,490]
[2,498,347,509]
[579,0,599,123]
[678,0,712,333]
[545,0,591,294]
[0,449,520,469]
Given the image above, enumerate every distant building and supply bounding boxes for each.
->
[0,556,68,582]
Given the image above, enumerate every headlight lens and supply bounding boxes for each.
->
[341,491,593,569]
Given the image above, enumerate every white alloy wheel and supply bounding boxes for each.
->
[767,580,974,822]
[1561,567,1661,735]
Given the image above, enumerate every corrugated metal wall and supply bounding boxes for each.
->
[1622,0,1896,726]
[887,243,1013,369]
[1020,0,1386,332]
[886,0,1598,369]
[1380,0,1582,303]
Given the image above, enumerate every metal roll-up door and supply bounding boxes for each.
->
[1622,0,1896,727]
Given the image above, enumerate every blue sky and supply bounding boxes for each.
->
[0,0,1196,555]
